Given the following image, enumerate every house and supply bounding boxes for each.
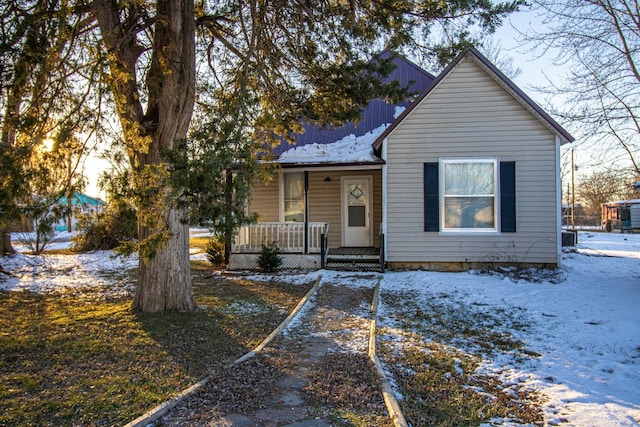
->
[231,48,574,271]
[54,192,105,232]
[601,199,640,231]
[10,192,106,234]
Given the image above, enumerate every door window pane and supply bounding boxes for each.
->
[348,184,366,206]
[347,183,367,227]
[348,206,366,227]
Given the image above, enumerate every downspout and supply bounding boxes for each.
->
[381,138,388,265]
[555,136,563,268]
[304,170,309,254]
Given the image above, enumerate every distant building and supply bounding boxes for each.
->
[601,199,640,232]
[55,193,106,232]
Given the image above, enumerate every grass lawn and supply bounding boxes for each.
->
[0,258,313,426]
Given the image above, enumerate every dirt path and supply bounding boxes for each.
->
[156,274,392,427]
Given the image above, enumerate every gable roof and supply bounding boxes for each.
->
[59,192,105,206]
[372,48,574,153]
[274,51,435,163]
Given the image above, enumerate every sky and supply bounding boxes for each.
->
[492,9,560,89]
[490,9,631,183]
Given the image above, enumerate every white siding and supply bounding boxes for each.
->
[248,177,279,221]
[385,57,560,265]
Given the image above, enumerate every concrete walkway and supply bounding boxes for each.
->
[155,275,392,427]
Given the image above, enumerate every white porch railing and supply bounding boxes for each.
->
[232,222,329,254]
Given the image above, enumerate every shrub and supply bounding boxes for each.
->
[17,211,57,254]
[72,201,137,252]
[17,197,65,254]
[205,236,225,267]
[257,241,282,273]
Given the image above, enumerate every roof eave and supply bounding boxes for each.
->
[276,160,385,168]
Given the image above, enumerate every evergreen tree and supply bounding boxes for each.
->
[0,0,103,255]
[2,0,522,310]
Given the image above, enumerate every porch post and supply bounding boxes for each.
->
[304,170,309,254]
[224,169,233,265]
[380,233,386,273]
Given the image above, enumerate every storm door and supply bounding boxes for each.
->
[341,176,373,247]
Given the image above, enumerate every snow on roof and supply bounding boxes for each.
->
[277,123,389,164]
[277,106,407,164]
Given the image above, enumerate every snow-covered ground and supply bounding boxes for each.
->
[376,232,640,426]
[1,231,639,425]
[0,248,137,298]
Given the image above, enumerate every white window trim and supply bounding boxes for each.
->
[439,157,501,235]
[279,171,305,223]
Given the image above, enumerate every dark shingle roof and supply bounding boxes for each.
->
[271,51,435,157]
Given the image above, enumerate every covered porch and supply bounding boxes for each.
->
[229,165,385,270]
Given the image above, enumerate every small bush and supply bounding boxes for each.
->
[17,213,57,254]
[206,236,225,267]
[257,241,282,273]
[72,201,137,251]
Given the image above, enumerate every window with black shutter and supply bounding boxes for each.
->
[424,160,516,233]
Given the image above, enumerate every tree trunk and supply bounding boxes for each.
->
[131,0,197,312]
[67,157,72,232]
[1,228,14,255]
[91,0,197,312]
[132,207,196,312]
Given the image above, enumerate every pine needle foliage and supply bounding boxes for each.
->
[1,0,524,308]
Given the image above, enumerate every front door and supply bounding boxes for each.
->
[341,176,373,247]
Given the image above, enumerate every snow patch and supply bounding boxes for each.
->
[2,231,639,425]
[393,105,406,119]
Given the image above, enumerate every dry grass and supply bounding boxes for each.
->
[304,352,393,426]
[0,262,313,426]
[378,338,544,426]
[188,236,211,252]
[378,289,545,427]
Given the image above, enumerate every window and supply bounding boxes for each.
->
[283,172,304,222]
[424,159,515,233]
[442,159,497,231]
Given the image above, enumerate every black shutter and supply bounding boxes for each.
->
[424,162,439,232]
[500,161,516,233]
